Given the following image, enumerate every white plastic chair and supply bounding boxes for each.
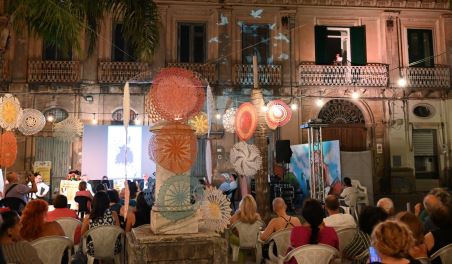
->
[281,244,340,264]
[82,225,124,264]
[431,244,452,264]
[335,227,357,254]
[55,217,82,244]
[231,220,263,263]
[262,228,292,264]
[351,180,369,206]
[31,236,73,264]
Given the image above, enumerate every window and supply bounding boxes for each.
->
[315,25,366,66]
[242,24,270,65]
[413,129,438,179]
[413,104,435,118]
[178,23,206,63]
[43,42,72,61]
[43,108,68,123]
[112,23,136,62]
[112,108,138,124]
[408,29,434,67]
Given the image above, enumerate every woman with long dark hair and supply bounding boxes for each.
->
[125,192,152,232]
[287,199,339,264]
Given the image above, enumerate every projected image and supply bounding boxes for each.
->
[107,126,142,179]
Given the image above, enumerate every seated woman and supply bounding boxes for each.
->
[125,192,152,232]
[47,195,81,244]
[0,211,42,264]
[20,200,65,241]
[287,199,338,264]
[396,212,428,260]
[119,181,138,207]
[342,206,388,264]
[80,191,120,256]
[371,220,421,264]
[75,181,93,212]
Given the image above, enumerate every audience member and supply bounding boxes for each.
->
[423,188,452,264]
[342,206,388,264]
[377,197,395,216]
[4,172,37,203]
[340,177,355,206]
[47,195,78,221]
[323,194,356,230]
[260,198,301,241]
[125,192,152,232]
[287,199,338,264]
[101,175,110,189]
[120,181,138,207]
[95,184,106,193]
[396,212,428,260]
[230,194,261,225]
[31,173,49,200]
[80,174,94,196]
[20,200,65,241]
[107,189,121,215]
[75,181,93,212]
[0,211,42,264]
[80,192,120,256]
[218,173,238,199]
[371,220,421,264]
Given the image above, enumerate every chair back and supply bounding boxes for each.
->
[268,228,293,256]
[82,225,124,259]
[0,197,26,214]
[74,196,91,218]
[284,244,340,264]
[55,217,82,243]
[431,244,452,264]
[31,236,73,264]
[352,180,369,205]
[233,220,263,249]
[336,228,357,253]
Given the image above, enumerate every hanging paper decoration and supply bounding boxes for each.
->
[205,140,213,184]
[0,94,22,131]
[123,82,130,129]
[145,96,163,123]
[230,142,262,177]
[53,116,83,142]
[0,132,17,168]
[18,109,46,136]
[200,186,232,233]
[222,107,236,133]
[235,102,257,141]
[188,112,208,136]
[149,67,205,122]
[266,99,292,128]
[148,123,197,173]
[206,85,215,137]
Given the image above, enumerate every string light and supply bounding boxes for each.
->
[91,113,98,124]
[262,105,269,112]
[315,98,324,107]
[351,91,360,99]
[290,98,298,110]
[398,78,407,87]
[215,113,222,120]
[134,118,141,125]
[46,114,54,122]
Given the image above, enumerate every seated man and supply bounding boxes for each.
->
[340,177,355,206]
[4,172,37,203]
[377,197,395,216]
[260,197,301,241]
[323,195,356,230]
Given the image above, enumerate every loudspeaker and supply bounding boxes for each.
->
[276,140,292,163]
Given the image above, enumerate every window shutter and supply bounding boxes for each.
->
[350,26,367,66]
[413,130,435,156]
[315,26,328,65]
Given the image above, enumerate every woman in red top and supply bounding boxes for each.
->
[287,199,339,264]
[47,195,81,244]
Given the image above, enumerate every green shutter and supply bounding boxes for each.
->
[350,26,367,66]
[315,26,328,65]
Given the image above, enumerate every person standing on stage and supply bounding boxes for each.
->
[30,173,49,200]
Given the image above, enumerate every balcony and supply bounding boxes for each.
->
[401,66,450,89]
[167,63,217,84]
[233,64,282,86]
[28,60,81,83]
[98,61,150,84]
[298,62,389,87]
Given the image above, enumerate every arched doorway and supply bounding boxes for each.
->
[318,99,367,151]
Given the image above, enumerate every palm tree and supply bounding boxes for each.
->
[1,0,159,61]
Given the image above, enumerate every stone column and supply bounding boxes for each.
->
[150,122,198,235]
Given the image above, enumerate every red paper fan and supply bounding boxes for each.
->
[235,102,257,141]
[0,131,17,168]
[149,67,205,122]
[266,100,292,128]
[149,122,197,173]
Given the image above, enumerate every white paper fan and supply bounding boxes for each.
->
[200,186,232,233]
[230,142,262,177]
[53,116,83,142]
[222,107,236,133]
[18,109,46,136]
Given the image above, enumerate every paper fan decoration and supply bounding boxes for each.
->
[0,94,22,131]
[201,186,232,233]
[235,102,257,141]
[188,112,208,136]
[18,109,46,136]
[53,116,83,142]
[145,96,163,123]
[222,108,236,133]
[123,82,130,130]
[206,85,214,136]
[149,122,197,173]
[0,131,17,168]
[149,67,205,122]
[266,99,292,128]
[230,142,262,177]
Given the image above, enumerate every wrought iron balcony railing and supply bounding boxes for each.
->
[98,61,150,84]
[167,63,217,84]
[401,66,450,89]
[233,64,282,86]
[28,60,81,83]
[298,62,389,87]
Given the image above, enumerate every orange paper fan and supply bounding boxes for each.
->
[235,102,257,141]
[0,131,17,168]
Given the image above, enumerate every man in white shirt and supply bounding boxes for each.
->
[340,177,355,206]
[31,173,49,200]
[324,194,356,230]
